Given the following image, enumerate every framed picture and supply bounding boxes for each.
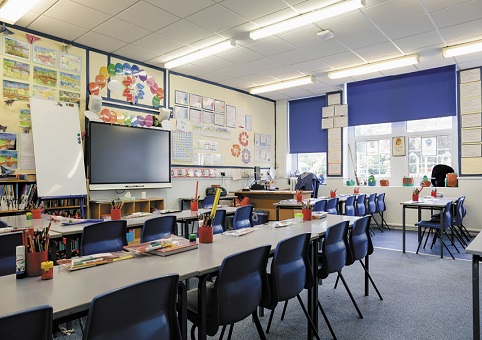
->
[202,96,214,111]
[214,99,225,113]
[392,136,405,156]
[366,140,379,155]
[189,93,202,108]
[175,90,188,105]
[226,105,236,128]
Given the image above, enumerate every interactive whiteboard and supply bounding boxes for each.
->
[30,98,87,197]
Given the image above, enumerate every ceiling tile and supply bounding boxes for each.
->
[191,56,236,73]
[200,71,234,83]
[220,0,289,21]
[94,17,151,43]
[363,0,425,26]
[113,44,160,63]
[132,33,185,55]
[245,37,296,56]
[241,57,283,72]
[354,42,402,61]
[71,0,138,15]
[301,40,349,59]
[75,31,127,52]
[169,64,206,77]
[429,0,482,29]
[116,2,180,31]
[421,0,474,13]
[29,15,88,41]
[379,15,435,41]
[279,25,327,48]
[318,51,365,69]
[319,11,373,38]
[285,59,331,74]
[144,0,215,18]
[16,11,42,27]
[157,20,212,45]
[393,31,444,53]
[219,65,257,78]
[186,4,246,33]
[249,7,298,28]
[335,28,390,50]
[218,47,263,64]
[439,19,482,45]
[44,0,110,30]
[269,49,313,66]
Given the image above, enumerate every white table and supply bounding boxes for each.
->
[465,231,482,340]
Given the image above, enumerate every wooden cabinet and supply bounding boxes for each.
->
[88,198,164,219]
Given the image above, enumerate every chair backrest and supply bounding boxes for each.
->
[452,196,465,226]
[212,209,226,235]
[348,216,372,263]
[344,195,356,216]
[214,245,271,328]
[313,199,326,213]
[318,221,348,280]
[355,194,367,216]
[0,220,8,228]
[377,193,386,213]
[266,233,313,306]
[80,220,127,256]
[325,198,339,214]
[442,201,453,230]
[0,305,53,340]
[0,232,24,277]
[232,205,253,229]
[367,193,377,213]
[202,195,215,208]
[311,178,320,198]
[141,215,177,243]
[83,274,181,340]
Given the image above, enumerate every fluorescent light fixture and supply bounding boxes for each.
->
[0,0,40,24]
[249,0,364,40]
[249,76,315,94]
[164,40,236,69]
[442,39,482,58]
[328,54,420,79]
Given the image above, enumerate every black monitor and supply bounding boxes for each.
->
[254,166,261,181]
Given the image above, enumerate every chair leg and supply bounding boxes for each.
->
[358,259,383,300]
[227,324,234,340]
[370,213,383,233]
[338,271,363,319]
[444,230,460,253]
[190,324,197,340]
[333,272,340,289]
[416,227,427,254]
[317,299,337,340]
[252,312,267,340]
[296,295,321,340]
[379,211,390,230]
[280,300,288,320]
[266,306,276,333]
[220,325,227,340]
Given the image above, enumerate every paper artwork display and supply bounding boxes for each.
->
[238,131,249,146]
[241,148,251,164]
[33,66,57,87]
[189,108,202,123]
[189,93,202,108]
[175,90,188,105]
[0,132,17,150]
[59,52,82,73]
[59,90,81,105]
[202,110,214,124]
[59,72,81,92]
[392,136,405,156]
[4,37,30,60]
[33,45,57,67]
[171,130,193,161]
[202,97,214,111]
[0,150,18,169]
[3,80,30,101]
[214,113,225,126]
[32,85,56,100]
[174,106,188,120]
[245,115,252,131]
[3,59,30,81]
[226,105,236,128]
[19,108,31,128]
[214,99,225,113]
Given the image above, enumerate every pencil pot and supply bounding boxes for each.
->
[26,250,48,277]
[198,226,213,243]
[412,193,419,202]
[31,209,42,219]
[302,208,312,221]
[330,191,336,198]
[110,208,121,220]
[296,193,302,202]
[190,201,198,211]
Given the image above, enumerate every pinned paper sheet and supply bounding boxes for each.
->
[232,169,242,180]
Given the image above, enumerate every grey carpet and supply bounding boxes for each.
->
[54,246,476,339]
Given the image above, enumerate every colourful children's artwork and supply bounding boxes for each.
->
[60,72,81,92]
[3,59,30,81]
[32,85,56,100]
[33,45,57,67]
[59,52,82,73]
[0,150,18,169]
[19,108,31,128]
[3,80,30,101]
[0,132,17,150]
[4,37,30,60]
[33,66,57,87]
[59,90,80,104]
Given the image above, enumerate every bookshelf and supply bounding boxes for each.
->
[0,179,36,215]
[88,198,164,219]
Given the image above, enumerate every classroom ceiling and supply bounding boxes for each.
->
[15,0,482,101]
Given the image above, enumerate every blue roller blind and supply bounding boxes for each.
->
[347,65,457,126]
[289,96,327,153]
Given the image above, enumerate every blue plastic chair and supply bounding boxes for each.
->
[141,215,177,243]
[451,196,470,247]
[313,200,326,213]
[416,201,458,259]
[311,178,320,198]
[0,232,24,277]
[367,193,383,232]
[344,195,356,216]
[317,221,363,338]
[335,216,383,300]
[355,194,366,216]
[198,209,226,235]
[325,198,339,215]
[80,220,127,256]
[232,205,253,230]
[0,220,8,228]
[260,233,320,339]
[0,305,53,340]
[376,193,390,229]
[202,195,215,208]
[83,274,181,340]
[187,245,271,339]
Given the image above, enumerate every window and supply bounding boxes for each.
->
[355,140,391,178]
[297,153,327,176]
[355,123,391,136]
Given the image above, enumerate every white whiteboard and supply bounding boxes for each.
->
[30,98,87,197]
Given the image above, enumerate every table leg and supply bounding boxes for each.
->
[177,281,187,340]
[365,254,369,296]
[417,207,422,242]
[440,212,444,259]
[402,206,406,253]
[473,255,480,340]
[308,238,319,339]
[276,206,279,221]
[197,274,209,340]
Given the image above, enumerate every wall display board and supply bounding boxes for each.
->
[324,92,344,176]
[0,27,86,174]
[459,68,482,175]
[169,73,275,168]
